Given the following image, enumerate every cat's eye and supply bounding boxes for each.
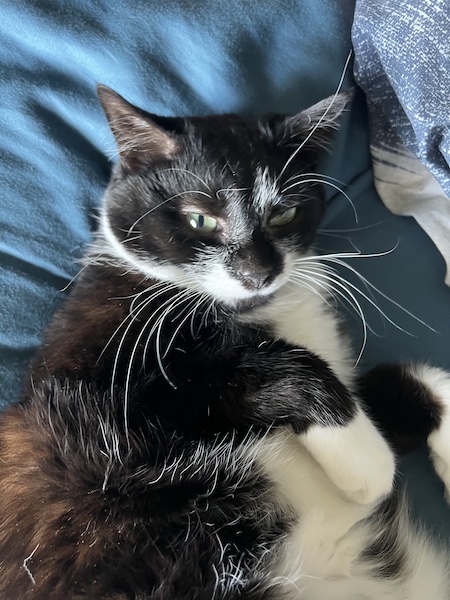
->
[268,207,297,227]
[186,213,218,234]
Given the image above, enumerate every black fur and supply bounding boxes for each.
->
[359,363,443,453]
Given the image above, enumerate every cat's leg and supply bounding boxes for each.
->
[241,347,395,505]
[359,363,450,501]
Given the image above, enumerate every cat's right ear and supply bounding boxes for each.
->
[270,89,354,152]
[97,85,179,170]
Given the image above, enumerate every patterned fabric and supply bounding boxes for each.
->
[352,0,450,283]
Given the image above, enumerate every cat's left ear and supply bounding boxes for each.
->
[273,89,354,150]
[97,85,180,170]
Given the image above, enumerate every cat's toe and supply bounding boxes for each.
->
[336,446,395,505]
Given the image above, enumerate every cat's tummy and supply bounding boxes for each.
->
[255,429,449,600]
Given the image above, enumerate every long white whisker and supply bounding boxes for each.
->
[60,263,91,292]
[295,259,423,337]
[156,167,213,192]
[276,49,352,182]
[290,269,368,363]
[316,255,436,332]
[216,187,252,194]
[190,293,210,339]
[288,272,336,308]
[282,178,358,223]
[282,171,348,188]
[163,293,208,359]
[96,282,172,367]
[125,292,185,411]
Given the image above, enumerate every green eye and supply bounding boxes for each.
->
[268,207,297,227]
[186,213,218,234]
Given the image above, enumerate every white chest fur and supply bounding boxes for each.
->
[252,281,354,389]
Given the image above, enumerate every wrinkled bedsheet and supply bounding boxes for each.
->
[353,0,450,282]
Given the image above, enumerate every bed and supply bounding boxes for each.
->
[1,0,449,546]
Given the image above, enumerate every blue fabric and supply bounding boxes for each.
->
[1,0,450,543]
[353,0,450,196]
[352,0,450,283]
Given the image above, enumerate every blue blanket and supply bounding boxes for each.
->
[1,0,450,539]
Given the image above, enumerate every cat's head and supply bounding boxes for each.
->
[97,85,351,311]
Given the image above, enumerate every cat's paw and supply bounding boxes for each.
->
[335,449,395,505]
[415,365,450,504]
[429,448,450,505]
[301,407,395,505]
[429,423,450,504]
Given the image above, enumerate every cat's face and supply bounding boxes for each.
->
[97,86,350,311]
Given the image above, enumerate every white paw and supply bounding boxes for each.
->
[414,365,450,504]
[428,427,450,504]
[300,407,395,505]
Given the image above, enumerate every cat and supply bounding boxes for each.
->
[0,85,449,599]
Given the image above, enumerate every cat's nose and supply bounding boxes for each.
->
[230,253,279,290]
[237,267,275,290]
[229,238,283,291]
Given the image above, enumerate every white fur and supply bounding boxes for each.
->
[408,364,450,503]
[250,278,354,388]
[253,166,281,214]
[254,430,450,599]
[299,407,395,504]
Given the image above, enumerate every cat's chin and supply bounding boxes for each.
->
[229,295,273,314]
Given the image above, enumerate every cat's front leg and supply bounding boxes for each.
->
[299,405,395,505]
[243,345,395,505]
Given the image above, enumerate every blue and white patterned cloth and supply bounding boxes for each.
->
[353,0,450,283]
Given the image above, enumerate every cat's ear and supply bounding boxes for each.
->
[273,89,354,150]
[97,85,179,169]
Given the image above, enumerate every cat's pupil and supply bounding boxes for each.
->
[186,213,218,234]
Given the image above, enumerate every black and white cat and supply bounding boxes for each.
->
[0,86,449,599]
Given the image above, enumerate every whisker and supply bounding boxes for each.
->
[216,187,252,195]
[288,272,336,309]
[276,49,352,183]
[155,167,213,193]
[163,293,207,359]
[310,254,436,332]
[96,282,173,367]
[282,171,348,189]
[124,291,188,413]
[60,263,90,292]
[318,221,384,235]
[281,177,358,223]
[154,290,196,388]
[189,293,210,339]
[290,268,369,364]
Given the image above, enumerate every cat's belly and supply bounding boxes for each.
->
[254,429,371,594]
[254,429,448,600]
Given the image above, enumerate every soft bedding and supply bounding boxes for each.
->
[1,0,450,544]
[353,0,450,283]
